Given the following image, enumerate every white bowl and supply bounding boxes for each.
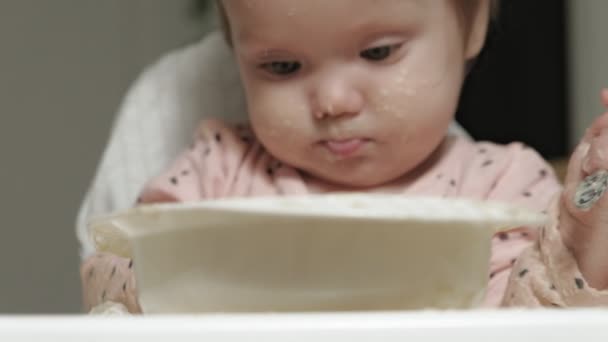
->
[89,194,546,314]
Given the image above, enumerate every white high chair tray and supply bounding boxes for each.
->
[90,195,546,313]
[2,309,608,341]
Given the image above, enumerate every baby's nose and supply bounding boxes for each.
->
[313,79,364,119]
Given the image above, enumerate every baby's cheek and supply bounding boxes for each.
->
[250,103,310,149]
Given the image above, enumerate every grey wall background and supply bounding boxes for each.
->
[0,0,605,313]
[567,0,608,149]
[0,0,212,313]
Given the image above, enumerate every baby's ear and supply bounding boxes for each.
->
[465,0,491,60]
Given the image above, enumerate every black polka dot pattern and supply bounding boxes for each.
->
[575,278,584,289]
[498,232,509,241]
[82,253,140,313]
[215,133,222,142]
[481,160,493,167]
[265,161,284,177]
[170,177,178,185]
[541,227,545,240]
[518,269,529,278]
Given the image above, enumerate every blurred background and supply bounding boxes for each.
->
[0,0,606,313]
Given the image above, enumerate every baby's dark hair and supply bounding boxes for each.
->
[215,0,500,48]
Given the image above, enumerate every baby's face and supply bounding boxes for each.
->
[225,0,474,187]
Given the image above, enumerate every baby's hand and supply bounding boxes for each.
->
[561,89,608,289]
[80,252,141,314]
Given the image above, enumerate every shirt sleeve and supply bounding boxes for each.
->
[137,119,253,203]
[502,196,608,307]
[463,142,563,307]
[476,143,608,307]
[80,252,141,314]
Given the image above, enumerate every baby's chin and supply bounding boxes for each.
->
[324,177,396,189]
[304,164,415,189]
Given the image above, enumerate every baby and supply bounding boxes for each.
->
[81,0,608,313]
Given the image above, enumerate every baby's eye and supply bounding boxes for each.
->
[360,44,401,61]
[260,61,301,76]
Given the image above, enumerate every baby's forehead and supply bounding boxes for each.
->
[223,0,429,20]
[223,0,433,38]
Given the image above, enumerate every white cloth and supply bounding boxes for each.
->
[76,30,470,259]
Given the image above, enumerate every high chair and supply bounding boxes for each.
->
[66,31,608,339]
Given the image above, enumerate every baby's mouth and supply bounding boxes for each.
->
[321,138,370,157]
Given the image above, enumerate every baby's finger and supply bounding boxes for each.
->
[588,110,608,137]
[583,129,608,175]
[568,113,608,180]
[564,127,595,187]
[565,128,608,221]
[602,88,608,108]
[563,116,608,216]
